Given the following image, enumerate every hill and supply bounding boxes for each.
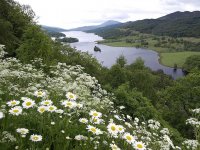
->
[41,25,68,32]
[69,20,121,31]
[89,11,200,38]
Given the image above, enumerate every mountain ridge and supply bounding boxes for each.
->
[69,20,121,31]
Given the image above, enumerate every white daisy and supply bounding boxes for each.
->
[37,106,47,114]
[117,125,125,134]
[22,99,35,109]
[134,141,146,150]
[47,105,57,112]
[61,100,76,109]
[86,125,103,135]
[77,103,83,109]
[74,135,88,141]
[16,128,29,135]
[89,110,102,118]
[110,144,121,150]
[66,92,77,101]
[79,118,88,124]
[9,106,23,116]
[107,123,119,136]
[7,100,20,107]
[55,109,64,114]
[90,117,104,124]
[30,134,42,142]
[123,132,135,144]
[40,100,53,106]
[34,90,46,98]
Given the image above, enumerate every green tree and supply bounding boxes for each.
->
[116,55,127,67]
[183,55,200,72]
[16,25,55,64]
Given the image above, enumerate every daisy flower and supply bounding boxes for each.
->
[110,144,121,150]
[9,106,23,116]
[89,110,102,118]
[117,125,125,134]
[90,117,104,124]
[66,92,77,101]
[134,141,146,150]
[123,132,135,144]
[47,105,57,112]
[79,118,88,124]
[7,100,20,107]
[22,99,35,109]
[86,125,103,135]
[30,134,42,142]
[16,128,29,135]
[107,123,119,136]
[40,100,53,106]
[34,90,46,98]
[77,103,83,109]
[61,100,76,109]
[37,106,47,114]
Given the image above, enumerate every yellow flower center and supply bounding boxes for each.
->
[93,112,98,117]
[111,126,116,131]
[38,91,43,96]
[33,136,39,140]
[11,102,16,105]
[91,128,96,133]
[26,102,32,106]
[13,109,19,113]
[69,95,74,99]
[45,102,49,105]
[113,146,118,150]
[126,135,132,141]
[49,107,54,110]
[119,127,122,131]
[40,108,45,112]
[137,144,143,148]
[67,102,72,106]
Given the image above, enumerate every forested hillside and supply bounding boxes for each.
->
[89,11,200,38]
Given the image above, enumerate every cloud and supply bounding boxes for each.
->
[16,0,200,29]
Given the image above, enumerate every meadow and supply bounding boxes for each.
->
[0,44,199,150]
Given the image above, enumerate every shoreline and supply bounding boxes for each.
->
[99,41,200,69]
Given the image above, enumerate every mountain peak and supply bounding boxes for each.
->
[69,20,121,31]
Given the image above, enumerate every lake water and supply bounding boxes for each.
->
[63,31,184,79]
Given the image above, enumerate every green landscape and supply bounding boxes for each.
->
[96,31,200,68]
[0,0,200,150]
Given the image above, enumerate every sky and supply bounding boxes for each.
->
[15,0,200,29]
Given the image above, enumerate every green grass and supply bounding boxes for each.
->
[160,52,200,67]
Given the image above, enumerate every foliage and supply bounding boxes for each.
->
[0,0,35,56]
[183,55,200,72]
[157,71,200,138]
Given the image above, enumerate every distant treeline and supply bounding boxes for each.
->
[89,11,200,38]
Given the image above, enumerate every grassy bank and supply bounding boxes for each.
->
[160,52,200,67]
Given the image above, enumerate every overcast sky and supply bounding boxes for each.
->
[15,0,200,29]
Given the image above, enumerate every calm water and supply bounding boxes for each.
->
[63,31,184,79]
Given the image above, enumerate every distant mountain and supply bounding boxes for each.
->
[41,25,68,32]
[89,11,200,38]
[69,20,121,31]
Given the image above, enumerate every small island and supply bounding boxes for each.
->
[56,37,79,43]
[94,46,101,52]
